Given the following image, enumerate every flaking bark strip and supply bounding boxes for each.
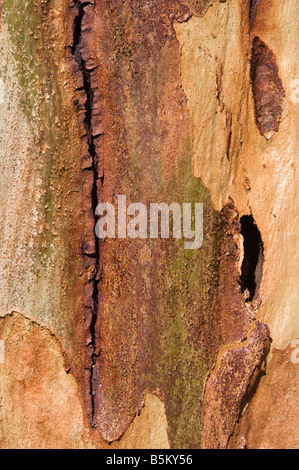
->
[70,0,102,427]
[250,37,285,140]
[203,321,271,449]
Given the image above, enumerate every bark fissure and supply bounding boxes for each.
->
[71,0,100,427]
[216,69,232,161]
[249,0,258,25]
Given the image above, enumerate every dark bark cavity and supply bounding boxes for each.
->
[240,215,264,301]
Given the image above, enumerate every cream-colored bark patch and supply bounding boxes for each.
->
[175,0,248,210]
[0,312,92,449]
[112,394,170,450]
[236,344,299,449]
[0,310,170,449]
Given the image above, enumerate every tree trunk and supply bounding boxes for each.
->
[0,0,298,449]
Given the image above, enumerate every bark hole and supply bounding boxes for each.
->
[240,215,264,301]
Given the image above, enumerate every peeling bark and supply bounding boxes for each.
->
[203,321,271,449]
[250,36,285,140]
[0,0,298,449]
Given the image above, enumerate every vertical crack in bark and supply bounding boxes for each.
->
[249,0,258,26]
[71,0,100,427]
[216,69,232,161]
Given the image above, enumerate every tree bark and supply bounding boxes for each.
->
[0,0,298,449]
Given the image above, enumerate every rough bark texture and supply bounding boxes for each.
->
[0,0,298,449]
